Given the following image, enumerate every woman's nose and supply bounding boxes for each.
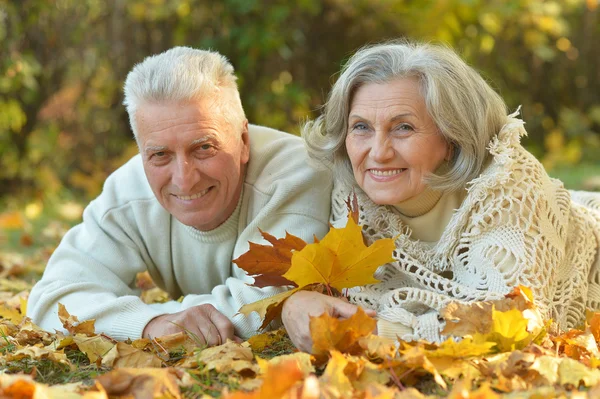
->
[370,134,394,163]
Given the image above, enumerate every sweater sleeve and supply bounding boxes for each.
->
[27,197,170,341]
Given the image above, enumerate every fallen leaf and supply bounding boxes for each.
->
[101,341,163,368]
[58,303,96,336]
[256,352,315,376]
[284,216,394,291]
[558,357,600,387]
[486,307,533,352]
[186,340,257,375]
[247,329,287,352]
[73,334,115,363]
[310,307,376,359]
[94,367,182,398]
[223,360,304,399]
[320,350,354,398]
[233,230,306,287]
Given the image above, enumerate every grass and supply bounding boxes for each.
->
[2,348,109,386]
[548,162,600,191]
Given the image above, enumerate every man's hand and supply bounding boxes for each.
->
[281,290,376,353]
[142,304,238,346]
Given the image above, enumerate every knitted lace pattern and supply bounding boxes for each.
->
[332,118,600,343]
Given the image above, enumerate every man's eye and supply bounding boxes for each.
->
[154,151,166,157]
[200,144,212,150]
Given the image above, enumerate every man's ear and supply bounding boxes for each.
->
[241,119,250,164]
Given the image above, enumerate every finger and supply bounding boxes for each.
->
[206,306,235,343]
[199,321,223,346]
[233,335,243,343]
[330,299,361,319]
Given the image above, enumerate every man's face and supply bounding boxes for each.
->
[136,94,249,231]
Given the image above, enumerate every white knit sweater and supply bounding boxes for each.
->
[332,117,600,342]
[28,125,332,341]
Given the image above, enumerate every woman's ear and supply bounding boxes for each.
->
[445,142,454,162]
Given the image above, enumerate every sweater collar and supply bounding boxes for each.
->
[392,186,443,217]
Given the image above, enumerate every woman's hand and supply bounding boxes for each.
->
[282,290,376,352]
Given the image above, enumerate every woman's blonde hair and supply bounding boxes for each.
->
[303,40,508,192]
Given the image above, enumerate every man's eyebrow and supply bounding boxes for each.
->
[144,145,168,154]
[190,134,219,146]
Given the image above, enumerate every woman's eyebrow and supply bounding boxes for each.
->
[389,113,414,122]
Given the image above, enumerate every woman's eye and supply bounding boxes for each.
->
[396,123,414,132]
[351,122,369,132]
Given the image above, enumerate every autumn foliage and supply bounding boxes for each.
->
[5,214,600,397]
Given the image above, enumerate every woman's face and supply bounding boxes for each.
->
[345,77,450,205]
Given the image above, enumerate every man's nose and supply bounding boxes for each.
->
[172,158,196,191]
[370,133,394,163]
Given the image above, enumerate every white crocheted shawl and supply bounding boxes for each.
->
[331,117,600,342]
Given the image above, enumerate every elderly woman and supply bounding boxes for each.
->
[282,41,600,352]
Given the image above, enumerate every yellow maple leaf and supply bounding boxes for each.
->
[424,337,496,358]
[485,307,533,352]
[238,214,394,328]
[284,216,394,291]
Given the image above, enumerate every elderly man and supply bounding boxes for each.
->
[27,47,332,345]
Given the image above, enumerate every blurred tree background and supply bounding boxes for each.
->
[1,0,599,210]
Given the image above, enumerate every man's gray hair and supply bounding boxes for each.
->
[302,40,509,192]
[123,46,245,137]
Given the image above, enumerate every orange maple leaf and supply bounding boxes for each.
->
[310,307,377,360]
[233,229,306,288]
[223,360,304,399]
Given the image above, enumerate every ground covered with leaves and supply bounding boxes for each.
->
[3,209,600,398]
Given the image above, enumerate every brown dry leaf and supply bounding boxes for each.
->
[58,303,96,336]
[310,307,376,359]
[132,331,196,355]
[73,334,116,363]
[223,360,305,399]
[183,340,258,376]
[15,320,54,346]
[233,229,306,288]
[94,367,182,399]
[8,346,71,366]
[101,341,162,368]
[441,301,494,336]
[284,215,394,292]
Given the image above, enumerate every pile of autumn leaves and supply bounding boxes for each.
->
[3,216,600,397]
